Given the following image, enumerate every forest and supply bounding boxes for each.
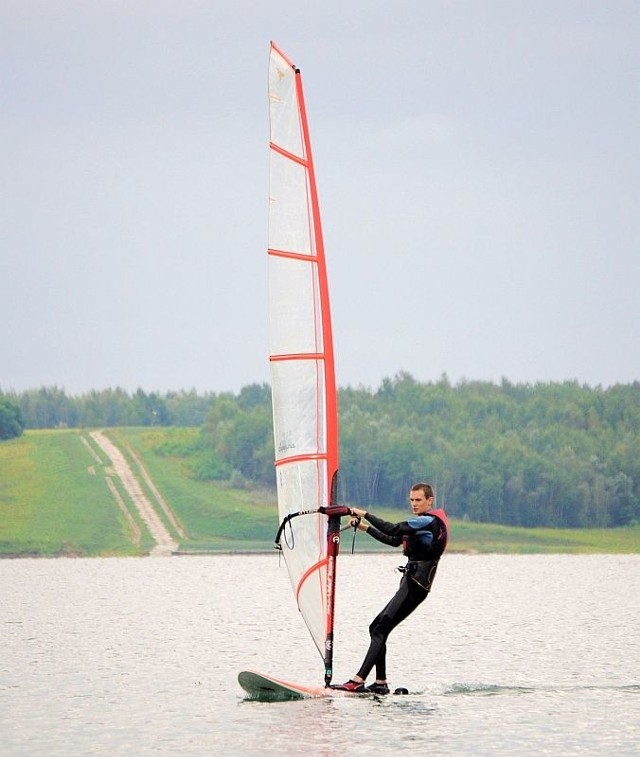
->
[2,374,639,529]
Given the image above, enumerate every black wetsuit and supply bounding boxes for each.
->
[355,508,449,682]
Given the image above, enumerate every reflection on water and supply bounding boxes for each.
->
[1,554,639,755]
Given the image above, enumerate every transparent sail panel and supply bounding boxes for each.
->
[269,150,314,255]
[268,255,323,358]
[275,459,328,655]
[269,48,304,160]
[270,359,326,462]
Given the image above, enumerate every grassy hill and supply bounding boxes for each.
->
[1,428,639,557]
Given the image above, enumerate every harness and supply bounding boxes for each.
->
[397,560,439,591]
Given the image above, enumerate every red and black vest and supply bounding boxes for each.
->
[403,508,449,561]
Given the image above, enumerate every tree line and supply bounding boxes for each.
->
[2,375,639,528]
[0,386,215,430]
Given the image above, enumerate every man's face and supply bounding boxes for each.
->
[409,490,433,515]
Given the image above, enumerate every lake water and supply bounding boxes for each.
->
[1,553,639,755]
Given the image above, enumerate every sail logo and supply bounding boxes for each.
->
[277,431,296,454]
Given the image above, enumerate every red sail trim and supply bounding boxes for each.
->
[296,557,329,607]
[268,247,318,262]
[292,59,340,685]
[270,141,309,168]
[293,63,339,496]
[271,40,296,68]
[270,353,324,363]
[275,453,327,468]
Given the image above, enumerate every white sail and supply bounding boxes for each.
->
[267,42,340,661]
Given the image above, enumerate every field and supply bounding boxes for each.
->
[0,430,142,556]
[1,428,639,557]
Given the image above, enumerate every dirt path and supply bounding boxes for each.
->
[90,430,178,556]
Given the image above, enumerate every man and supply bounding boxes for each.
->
[333,482,449,694]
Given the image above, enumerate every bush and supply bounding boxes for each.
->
[0,397,24,440]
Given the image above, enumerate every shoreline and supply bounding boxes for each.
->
[2,545,638,559]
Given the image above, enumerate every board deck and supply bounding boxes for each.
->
[238,670,409,700]
[238,670,333,700]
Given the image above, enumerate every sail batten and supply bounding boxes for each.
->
[275,452,328,468]
[268,42,340,682]
[268,248,319,262]
[269,141,310,166]
[270,353,326,361]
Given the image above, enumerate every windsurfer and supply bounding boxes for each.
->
[332,482,448,694]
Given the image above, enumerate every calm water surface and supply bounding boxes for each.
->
[1,553,639,755]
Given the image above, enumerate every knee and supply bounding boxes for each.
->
[369,616,392,638]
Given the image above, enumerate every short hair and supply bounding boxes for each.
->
[411,482,434,499]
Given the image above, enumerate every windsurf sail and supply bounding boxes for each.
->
[267,42,348,686]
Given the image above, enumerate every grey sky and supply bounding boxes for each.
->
[2,1,638,395]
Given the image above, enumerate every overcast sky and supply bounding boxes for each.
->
[2,1,638,395]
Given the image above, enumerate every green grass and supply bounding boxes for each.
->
[0,430,141,557]
[1,428,639,557]
[449,519,640,554]
[109,427,276,544]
